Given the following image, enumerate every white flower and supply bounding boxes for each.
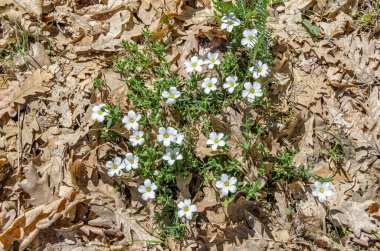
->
[162,87,181,105]
[105,157,126,177]
[249,61,269,79]
[157,127,177,147]
[312,181,333,202]
[184,56,204,73]
[241,29,258,49]
[216,174,237,197]
[242,82,263,103]
[221,13,241,32]
[223,76,239,93]
[201,77,218,94]
[129,131,145,146]
[123,153,139,171]
[138,179,157,201]
[177,199,197,220]
[175,132,185,145]
[153,170,159,176]
[204,52,221,69]
[91,104,109,122]
[162,147,183,166]
[206,132,226,150]
[122,110,141,131]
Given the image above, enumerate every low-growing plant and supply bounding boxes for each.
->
[89,0,330,245]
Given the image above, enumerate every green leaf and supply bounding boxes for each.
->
[302,19,320,38]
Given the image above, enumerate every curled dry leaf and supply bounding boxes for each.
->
[0,195,82,250]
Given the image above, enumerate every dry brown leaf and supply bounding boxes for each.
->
[176,173,192,199]
[330,200,379,238]
[195,186,218,212]
[311,166,353,183]
[0,196,81,250]
[0,69,53,118]
[19,163,60,206]
[26,42,51,69]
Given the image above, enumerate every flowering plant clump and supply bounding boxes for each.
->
[90,0,319,244]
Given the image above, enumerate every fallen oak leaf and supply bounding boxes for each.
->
[19,163,59,206]
[0,69,53,116]
[330,200,379,238]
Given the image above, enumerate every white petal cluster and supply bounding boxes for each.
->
[312,181,333,202]
[241,29,258,49]
[216,174,237,197]
[223,76,239,93]
[157,127,184,147]
[249,60,269,79]
[129,131,145,146]
[124,153,139,171]
[177,199,197,220]
[162,147,183,165]
[242,82,263,103]
[184,56,204,74]
[122,110,141,131]
[162,87,181,105]
[105,157,126,177]
[201,77,218,94]
[206,132,226,150]
[138,179,157,201]
[204,53,221,69]
[221,13,241,32]
[91,104,109,122]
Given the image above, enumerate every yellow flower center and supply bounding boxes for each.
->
[249,36,254,41]
[130,118,135,123]
[208,83,213,88]
[250,89,255,94]
[224,181,230,187]
[228,20,233,25]
[164,133,170,138]
[214,139,220,143]
[191,63,197,68]
[258,68,263,73]
[170,154,176,159]
[184,206,189,212]
[229,82,234,87]
[319,188,325,193]
[146,187,152,192]
[169,93,175,99]
[135,136,140,140]
[98,111,103,115]
[210,58,216,63]
[113,165,118,170]
[130,159,134,164]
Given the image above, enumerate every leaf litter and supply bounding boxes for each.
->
[0,0,379,250]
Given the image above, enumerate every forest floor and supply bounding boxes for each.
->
[0,0,380,250]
